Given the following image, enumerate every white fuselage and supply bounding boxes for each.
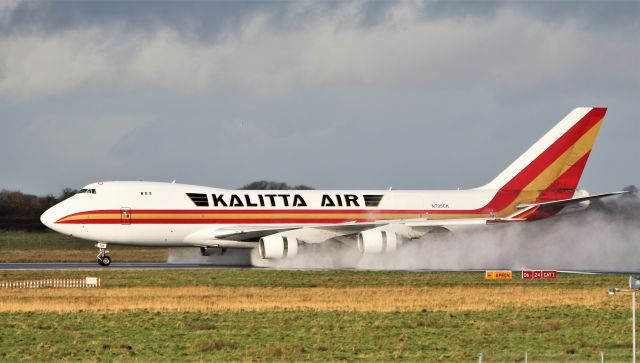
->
[39,108,609,250]
[41,181,503,247]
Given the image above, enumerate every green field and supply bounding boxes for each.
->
[0,230,91,250]
[0,269,636,361]
[0,308,631,362]
[0,230,166,262]
[0,268,629,288]
[0,231,637,361]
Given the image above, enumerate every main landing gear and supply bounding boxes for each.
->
[95,242,111,266]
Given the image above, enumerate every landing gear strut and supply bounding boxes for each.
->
[95,242,111,266]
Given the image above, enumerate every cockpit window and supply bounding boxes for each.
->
[77,188,97,194]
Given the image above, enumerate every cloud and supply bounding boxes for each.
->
[0,112,151,193]
[126,28,226,91]
[0,0,24,26]
[1,2,638,100]
[0,28,114,99]
[1,1,638,196]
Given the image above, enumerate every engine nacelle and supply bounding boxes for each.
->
[357,230,402,254]
[559,189,591,214]
[573,189,590,208]
[258,235,299,259]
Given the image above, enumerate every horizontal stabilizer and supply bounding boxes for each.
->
[516,191,628,210]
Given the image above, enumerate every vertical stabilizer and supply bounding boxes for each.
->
[474,107,606,217]
[478,107,606,198]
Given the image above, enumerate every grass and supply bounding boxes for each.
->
[0,309,633,361]
[0,234,636,361]
[0,270,635,360]
[0,230,167,262]
[0,230,96,250]
[0,268,630,288]
[0,285,624,313]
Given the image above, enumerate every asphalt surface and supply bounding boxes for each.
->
[1,263,639,274]
[0,262,251,270]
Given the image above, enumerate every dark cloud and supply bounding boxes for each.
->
[514,0,640,29]
[5,1,639,36]
[0,1,638,195]
[3,1,261,37]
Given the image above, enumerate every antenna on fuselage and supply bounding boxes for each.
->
[171,180,176,184]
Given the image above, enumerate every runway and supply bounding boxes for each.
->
[0,262,250,270]
[0,262,638,274]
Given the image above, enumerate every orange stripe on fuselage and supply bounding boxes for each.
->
[57,209,486,224]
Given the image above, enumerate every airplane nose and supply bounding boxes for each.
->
[40,205,59,230]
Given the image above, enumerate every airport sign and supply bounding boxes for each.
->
[522,270,557,279]
[485,271,513,280]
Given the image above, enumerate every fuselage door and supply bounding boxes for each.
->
[121,207,132,225]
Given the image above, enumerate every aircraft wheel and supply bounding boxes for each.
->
[99,256,111,266]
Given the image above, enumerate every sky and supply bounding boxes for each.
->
[0,0,639,196]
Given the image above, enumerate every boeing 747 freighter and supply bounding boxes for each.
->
[41,107,623,266]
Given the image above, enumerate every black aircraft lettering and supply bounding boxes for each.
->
[278,194,290,207]
[230,194,244,207]
[321,194,335,207]
[344,194,359,207]
[431,203,450,209]
[244,195,258,207]
[293,195,307,207]
[212,194,227,207]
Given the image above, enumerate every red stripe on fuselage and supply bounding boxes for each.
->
[67,218,372,224]
[60,209,429,216]
[56,209,431,225]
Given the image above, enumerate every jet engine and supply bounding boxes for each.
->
[357,230,402,254]
[560,189,591,213]
[573,189,590,207]
[258,235,299,259]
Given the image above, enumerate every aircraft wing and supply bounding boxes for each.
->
[184,218,491,247]
[186,222,378,245]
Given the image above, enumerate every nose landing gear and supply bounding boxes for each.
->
[95,242,111,266]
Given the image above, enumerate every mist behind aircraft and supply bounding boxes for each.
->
[354,192,640,272]
[170,190,639,271]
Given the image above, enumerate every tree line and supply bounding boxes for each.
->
[0,188,77,230]
[0,181,313,231]
[1,182,635,231]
